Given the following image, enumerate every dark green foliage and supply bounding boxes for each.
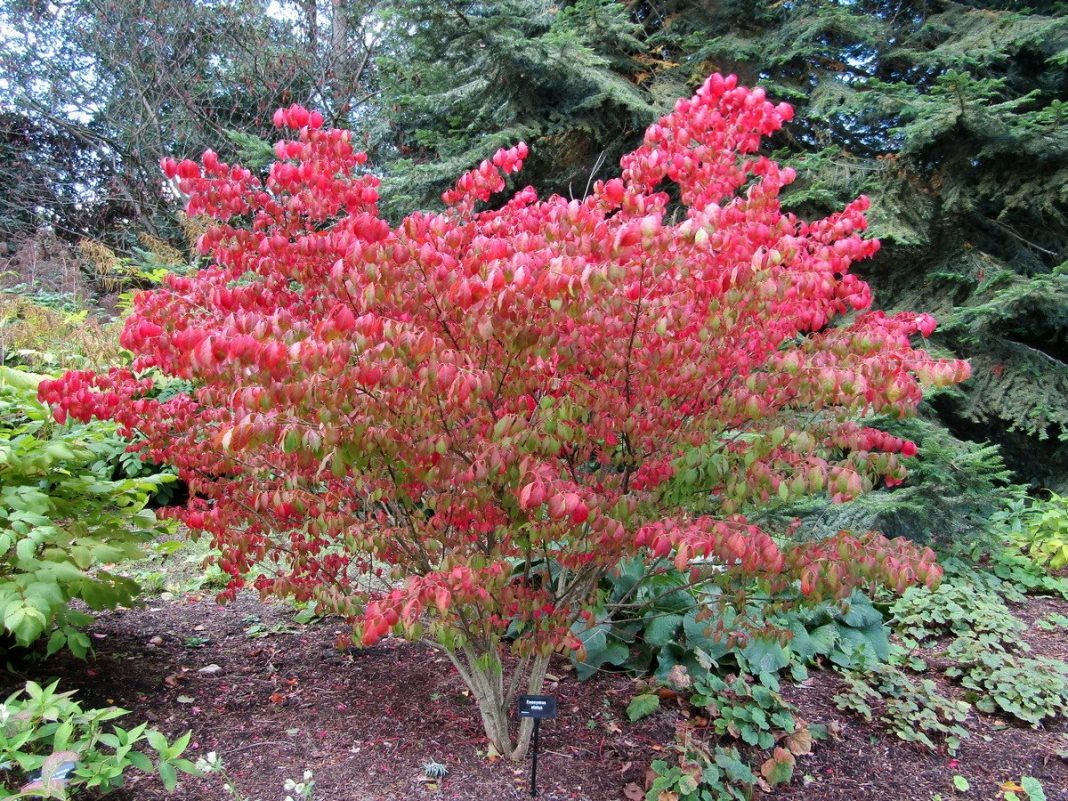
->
[0,112,105,243]
[756,413,1018,546]
[690,670,797,751]
[833,662,971,753]
[642,668,816,801]
[571,559,890,681]
[784,593,890,670]
[372,0,656,216]
[945,637,1068,726]
[645,748,755,801]
[686,2,1068,485]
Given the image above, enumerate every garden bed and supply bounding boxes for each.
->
[5,593,1066,801]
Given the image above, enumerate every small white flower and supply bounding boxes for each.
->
[195,755,216,774]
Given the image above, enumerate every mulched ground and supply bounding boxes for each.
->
[3,592,1067,801]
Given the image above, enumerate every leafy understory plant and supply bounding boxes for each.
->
[891,578,1023,650]
[573,559,891,683]
[944,638,1068,727]
[637,657,817,798]
[690,669,799,752]
[1016,492,1068,570]
[1001,776,1047,801]
[0,366,174,656]
[978,497,1068,599]
[833,663,970,754]
[0,680,198,798]
[43,75,966,758]
[646,731,757,801]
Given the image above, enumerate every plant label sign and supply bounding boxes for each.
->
[518,695,557,797]
[518,695,557,719]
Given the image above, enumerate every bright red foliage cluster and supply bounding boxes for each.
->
[41,75,967,663]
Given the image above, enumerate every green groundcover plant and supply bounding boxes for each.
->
[0,366,173,656]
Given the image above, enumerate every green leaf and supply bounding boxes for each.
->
[46,628,67,657]
[805,623,839,656]
[760,749,795,786]
[158,760,178,791]
[45,442,77,461]
[741,637,790,675]
[1020,777,1046,801]
[16,536,39,562]
[838,593,884,629]
[145,730,169,753]
[683,608,732,660]
[953,775,970,792]
[572,621,630,680]
[127,751,153,772]
[168,729,193,758]
[714,748,756,784]
[643,613,683,647]
[626,693,660,721]
[4,603,46,644]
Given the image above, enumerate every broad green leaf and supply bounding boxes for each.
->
[741,637,790,675]
[158,760,178,791]
[643,613,683,647]
[1020,777,1046,801]
[626,693,659,721]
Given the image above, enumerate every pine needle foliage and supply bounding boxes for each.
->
[640,1,1068,485]
[372,0,656,216]
[755,411,1018,546]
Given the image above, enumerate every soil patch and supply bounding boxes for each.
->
[4,593,1067,800]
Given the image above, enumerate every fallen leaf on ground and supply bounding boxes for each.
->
[786,726,813,755]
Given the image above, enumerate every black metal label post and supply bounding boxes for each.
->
[518,695,557,797]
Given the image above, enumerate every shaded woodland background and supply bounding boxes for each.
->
[2,0,1066,519]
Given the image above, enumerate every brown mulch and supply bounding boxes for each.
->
[3,593,1067,801]
[778,594,1068,801]
[779,670,1067,801]
[4,596,673,801]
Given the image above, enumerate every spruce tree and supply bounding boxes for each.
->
[641,0,1068,487]
[372,0,655,216]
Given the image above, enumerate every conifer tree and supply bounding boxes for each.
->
[372,0,655,216]
[640,0,1068,486]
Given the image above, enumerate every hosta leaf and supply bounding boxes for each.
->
[643,613,683,647]
[741,638,790,675]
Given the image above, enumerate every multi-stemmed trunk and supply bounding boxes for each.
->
[440,563,605,758]
[445,645,553,760]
